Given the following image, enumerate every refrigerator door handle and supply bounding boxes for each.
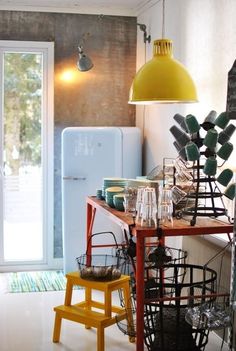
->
[63,176,86,181]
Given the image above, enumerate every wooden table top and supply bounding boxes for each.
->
[87,196,233,238]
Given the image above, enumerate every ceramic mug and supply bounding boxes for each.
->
[216,169,233,187]
[203,128,218,149]
[217,142,233,161]
[185,114,200,134]
[185,141,200,161]
[201,110,217,131]
[218,124,236,145]
[173,141,187,160]
[173,113,188,132]
[224,183,236,200]
[214,112,230,129]
[169,125,190,147]
[203,157,217,176]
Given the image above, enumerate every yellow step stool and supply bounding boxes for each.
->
[53,272,135,351]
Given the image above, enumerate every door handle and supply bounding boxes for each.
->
[63,176,86,180]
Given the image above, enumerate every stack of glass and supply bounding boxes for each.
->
[158,188,173,226]
[132,187,157,227]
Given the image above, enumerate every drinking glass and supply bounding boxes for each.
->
[158,204,173,226]
[174,157,193,182]
[136,186,145,223]
[159,188,172,205]
[158,187,173,226]
[141,204,157,227]
[171,185,187,205]
[140,187,157,227]
[123,194,136,216]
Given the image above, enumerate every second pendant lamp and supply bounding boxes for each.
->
[129,0,198,104]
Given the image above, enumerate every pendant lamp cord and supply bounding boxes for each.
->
[142,40,147,145]
[141,39,147,174]
[162,0,165,38]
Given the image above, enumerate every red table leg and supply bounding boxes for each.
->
[136,234,145,351]
[86,203,96,263]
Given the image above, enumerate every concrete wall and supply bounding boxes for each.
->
[0,10,137,258]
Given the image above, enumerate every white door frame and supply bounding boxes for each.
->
[0,40,61,271]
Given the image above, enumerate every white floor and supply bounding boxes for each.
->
[0,279,230,351]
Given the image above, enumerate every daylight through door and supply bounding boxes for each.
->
[0,41,54,270]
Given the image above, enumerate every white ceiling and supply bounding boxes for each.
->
[0,0,158,16]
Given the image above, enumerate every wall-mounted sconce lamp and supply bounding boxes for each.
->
[77,45,93,72]
[137,23,151,44]
[129,0,197,104]
[77,32,93,72]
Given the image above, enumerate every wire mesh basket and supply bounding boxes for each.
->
[76,254,124,281]
[116,297,137,338]
[145,306,209,351]
[119,243,187,278]
[76,231,124,281]
[146,245,188,268]
[143,263,217,351]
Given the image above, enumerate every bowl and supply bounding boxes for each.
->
[106,186,125,193]
[113,194,125,211]
[105,187,124,207]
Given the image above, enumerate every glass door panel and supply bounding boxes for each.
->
[2,51,43,262]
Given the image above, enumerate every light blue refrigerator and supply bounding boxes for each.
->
[62,127,141,273]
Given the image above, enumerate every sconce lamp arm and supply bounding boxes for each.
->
[137,23,151,44]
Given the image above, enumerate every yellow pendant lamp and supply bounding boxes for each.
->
[129,1,198,104]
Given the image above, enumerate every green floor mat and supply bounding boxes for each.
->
[5,270,79,293]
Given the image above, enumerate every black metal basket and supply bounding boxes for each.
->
[143,263,217,351]
[116,299,137,338]
[145,306,209,351]
[76,253,124,281]
[76,231,124,281]
[115,245,187,337]
[135,247,187,300]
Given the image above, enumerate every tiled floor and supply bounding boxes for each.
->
[0,278,230,351]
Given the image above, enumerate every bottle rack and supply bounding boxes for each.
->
[181,160,228,226]
[177,131,230,226]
